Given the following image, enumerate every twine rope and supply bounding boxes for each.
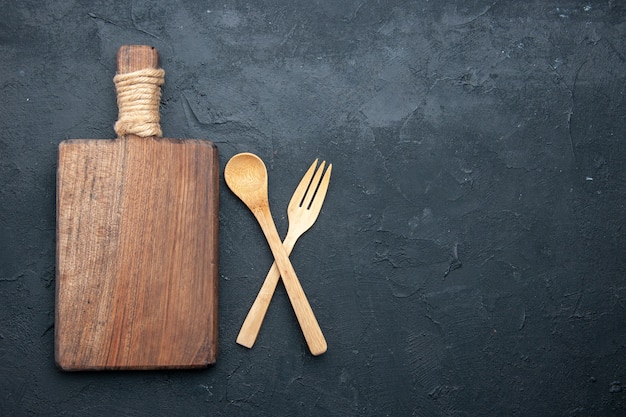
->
[113,68,165,137]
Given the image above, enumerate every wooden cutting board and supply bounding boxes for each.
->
[56,45,219,370]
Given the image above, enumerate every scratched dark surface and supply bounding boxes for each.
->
[1,0,626,415]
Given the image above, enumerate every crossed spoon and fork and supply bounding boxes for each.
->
[225,153,332,356]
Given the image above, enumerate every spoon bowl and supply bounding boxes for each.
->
[224,153,268,210]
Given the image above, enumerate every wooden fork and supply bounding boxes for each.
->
[236,159,332,348]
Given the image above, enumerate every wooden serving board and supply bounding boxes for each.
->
[56,46,219,370]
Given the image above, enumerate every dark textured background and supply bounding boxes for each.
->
[1,0,625,415]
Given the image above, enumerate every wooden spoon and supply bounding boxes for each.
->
[224,153,327,356]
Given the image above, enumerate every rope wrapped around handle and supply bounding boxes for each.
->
[113,67,165,138]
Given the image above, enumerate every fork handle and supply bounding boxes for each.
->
[249,206,327,356]
[237,232,298,348]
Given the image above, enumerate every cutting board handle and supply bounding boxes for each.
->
[114,45,165,138]
[117,45,159,73]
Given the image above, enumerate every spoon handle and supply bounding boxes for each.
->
[236,231,298,348]
[251,206,327,356]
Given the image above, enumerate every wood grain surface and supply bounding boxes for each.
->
[55,46,219,370]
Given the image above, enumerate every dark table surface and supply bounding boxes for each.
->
[1,0,625,415]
